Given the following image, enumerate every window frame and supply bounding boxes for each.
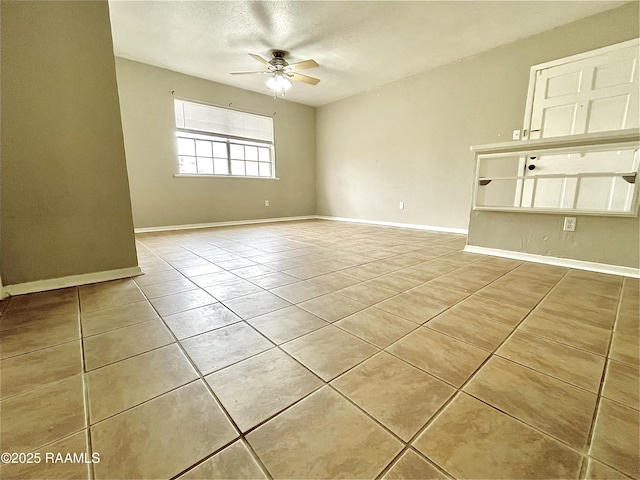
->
[173,98,277,179]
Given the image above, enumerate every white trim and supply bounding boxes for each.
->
[0,275,5,301]
[317,216,468,235]
[134,216,317,233]
[2,266,144,297]
[463,245,639,278]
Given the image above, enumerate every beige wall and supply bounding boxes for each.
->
[1,1,139,285]
[114,58,316,229]
[316,3,639,267]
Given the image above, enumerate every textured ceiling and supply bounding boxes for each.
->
[108,1,627,107]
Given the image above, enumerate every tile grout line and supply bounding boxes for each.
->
[579,275,628,479]
[77,286,96,480]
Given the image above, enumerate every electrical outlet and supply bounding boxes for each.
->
[264,200,270,207]
[513,129,521,140]
[563,217,576,232]
[399,201,404,210]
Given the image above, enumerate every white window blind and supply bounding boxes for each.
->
[174,99,274,142]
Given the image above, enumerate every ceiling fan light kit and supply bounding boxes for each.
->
[231,50,320,98]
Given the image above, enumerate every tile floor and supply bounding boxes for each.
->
[0,219,638,479]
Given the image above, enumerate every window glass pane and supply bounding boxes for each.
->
[258,147,270,162]
[214,158,229,175]
[246,161,259,176]
[197,158,214,174]
[230,144,244,160]
[213,142,227,158]
[259,162,271,177]
[231,160,245,175]
[177,138,195,156]
[245,146,258,161]
[195,140,212,158]
[179,156,197,173]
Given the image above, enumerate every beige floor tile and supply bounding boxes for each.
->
[88,344,198,423]
[181,322,273,375]
[382,450,449,480]
[340,263,392,281]
[0,431,90,480]
[332,352,455,441]
[535,299,617,330]
[283,263,336,280]
[497,331,606,392]
[426,309,513,351]
[206,348,322,432]
[307,272,363,290]
[189,271,239,288]
[335,307,417,348]
[366,272,425,292]
[476,277,552,308]
[426,266,501,294]
[377,285,467,325]
[204,278,263,300]
[134,269,185,286]
[179,440,267,479]
[138,278,198,299]
[223,291,291,319]
[281,325,378,381]
[247,387,403,479]
[448,294,532,327]
[590,398,640,478]
[6,287,77,312]
[609,332,640,366]
[216,258,258,270]
[249,272,300,289]
[163,303,241,339]
[247,305,328,344]
[1,314,80,359]
[179,263,225,278]
[0,303,77,332]
[149,289,216,316]
[387,327,490,387]
[81,301,158,336]
[464,356,598,449]
[584,458,632,480]
[414,393,582,479]
[0,375,85,453]
[602,359,639,410]
[1,341,82,400]
[91,381,238,479]
[271,280,334,304]
[337,282,398,306]
[83,318,174,370]
[298,292,369,322]
[79,279,145,313]
[519,309,611,355]
[229,264,276,279]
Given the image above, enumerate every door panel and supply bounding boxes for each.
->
[528,41,638,139]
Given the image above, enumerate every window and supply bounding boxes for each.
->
[174,99,275,177]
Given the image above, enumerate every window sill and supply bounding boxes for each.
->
[174,174,280,180]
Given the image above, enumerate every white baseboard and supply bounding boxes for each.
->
[134,215,317,233]
[463,245,640,278]
[2,266,144,298]
[317,216,469,235]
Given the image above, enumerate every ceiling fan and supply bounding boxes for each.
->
[231,51,320,94]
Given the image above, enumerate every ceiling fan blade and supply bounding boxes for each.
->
[249,53,271,66]
[290,72,320,85]
[230,71,267,75]
[287,59,319,71]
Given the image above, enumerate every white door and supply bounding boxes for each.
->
[520,39,639,210]
[527,40,638,139]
